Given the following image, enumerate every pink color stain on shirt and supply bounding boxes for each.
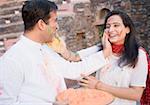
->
[0,86,2,95]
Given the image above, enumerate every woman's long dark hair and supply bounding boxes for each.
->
[104,10,140,68]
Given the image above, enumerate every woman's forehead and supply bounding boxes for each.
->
[107,15,123,24]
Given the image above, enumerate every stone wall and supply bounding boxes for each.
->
[59,0,150,53]
[130,0,150,52]
[58,1,101,51]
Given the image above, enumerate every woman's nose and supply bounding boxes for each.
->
[108,26,114,33]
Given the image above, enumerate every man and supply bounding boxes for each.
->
[0,0,111,104]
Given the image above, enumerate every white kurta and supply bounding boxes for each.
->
[0,35,107,105]
[96,49,148,105]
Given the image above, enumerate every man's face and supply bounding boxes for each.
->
[44,11,58,43]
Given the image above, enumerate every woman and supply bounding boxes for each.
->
[79,10,148,105]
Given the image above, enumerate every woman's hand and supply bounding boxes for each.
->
[48,36,67,54]
[48,37,81,62]
[79,74,101,89]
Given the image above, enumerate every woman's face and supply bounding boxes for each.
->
[105,15,130,45]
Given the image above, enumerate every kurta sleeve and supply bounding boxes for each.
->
[46,47,107,80]
[130,49,148,87]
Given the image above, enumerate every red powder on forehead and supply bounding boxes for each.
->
[107,17,115,23]
[107,15,123,25]
[0,86,3,95]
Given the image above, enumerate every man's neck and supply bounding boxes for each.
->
[24,30,44,44]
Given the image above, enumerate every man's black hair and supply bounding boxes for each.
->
[22,0,58,31]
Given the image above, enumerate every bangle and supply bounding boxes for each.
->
[94,81,100,89]
[73,52,79,56]
[73,52,81,61]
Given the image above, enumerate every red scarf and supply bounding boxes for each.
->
[112,44,124,54]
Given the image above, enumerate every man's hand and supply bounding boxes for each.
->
[102,29,112,58]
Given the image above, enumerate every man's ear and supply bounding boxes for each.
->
[126,26,130,34]
[37,19,46,30]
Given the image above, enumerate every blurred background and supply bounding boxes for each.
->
[0,0,150,57]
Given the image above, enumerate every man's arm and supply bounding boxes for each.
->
[45,48,108,80]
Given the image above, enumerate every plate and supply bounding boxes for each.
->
[56,88,114,105]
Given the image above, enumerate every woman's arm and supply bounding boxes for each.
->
[47,37,81,62]
[47,37,102,62]
[48,30,111,62]
[60,49,81,62]
[79,75,144,101]
[97,81,144,101]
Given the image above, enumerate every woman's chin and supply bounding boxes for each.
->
[109,39,118,44]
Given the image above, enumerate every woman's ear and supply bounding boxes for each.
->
[37,19,46,30]
[126,26,130,34]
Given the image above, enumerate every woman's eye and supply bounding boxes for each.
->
[114,24,119,27]
[106,25,110,29]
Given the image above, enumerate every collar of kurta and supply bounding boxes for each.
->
[21,35,43,50]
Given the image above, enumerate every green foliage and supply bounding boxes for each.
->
[98,25,104,38]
